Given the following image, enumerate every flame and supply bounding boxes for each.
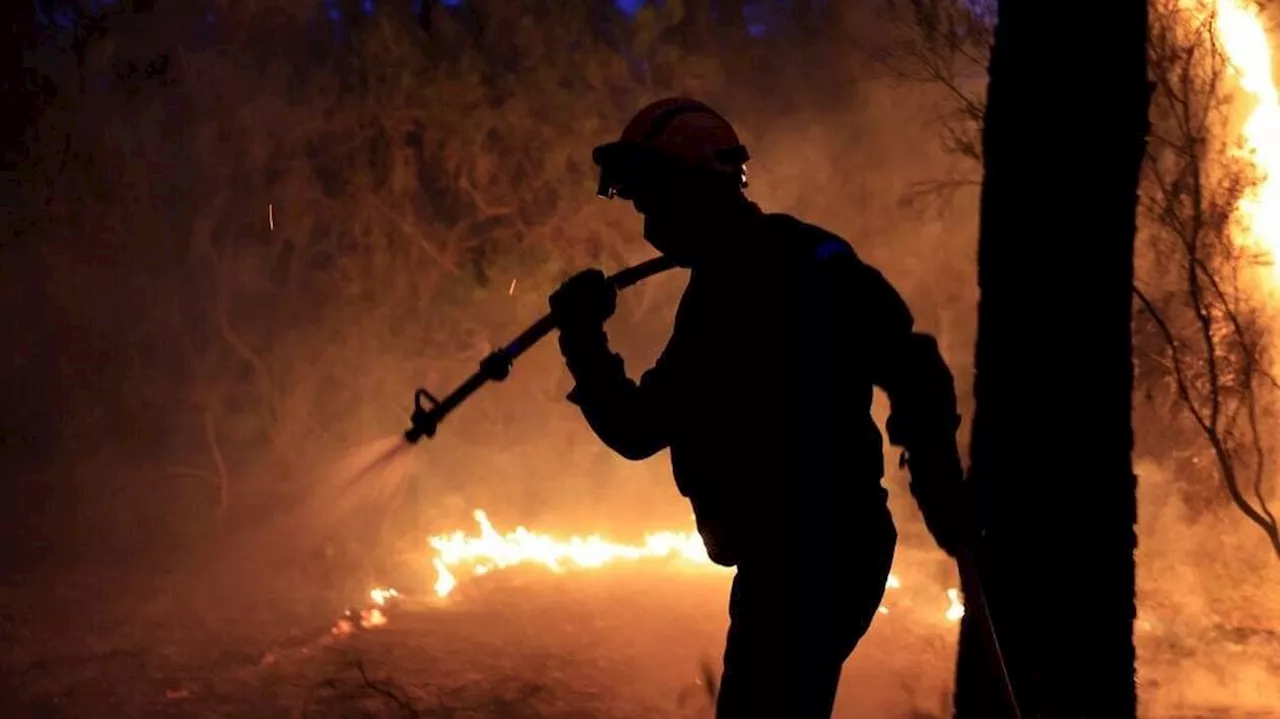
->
[423,509,963,623]
[331,605,390,635]
[330,587,399,635]
[431,557,456,598]
[1166,0,1280,275]
[429,509,712,578]
[1213,0,1280,278]
[946,587,966,623]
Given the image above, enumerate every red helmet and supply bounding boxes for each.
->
[592,97,750,200]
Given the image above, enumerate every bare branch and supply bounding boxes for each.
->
[368,187,461,275]
[203,404,230,517]
[352,660,420,718]
[1134,285,1214,437]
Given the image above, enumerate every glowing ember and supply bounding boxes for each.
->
[330,587,399,635]
[423,509,963,623]
[332,606,389,635]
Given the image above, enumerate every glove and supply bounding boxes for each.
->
[549,269,617,333]
[903,447,980,558]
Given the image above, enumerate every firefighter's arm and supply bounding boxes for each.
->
[816,243,972,555]
[860,267,972,556]
[855,272,961,473]
[549,269,671,461]
[559,328,672,461]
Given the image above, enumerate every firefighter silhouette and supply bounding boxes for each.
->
[550,97,974,718]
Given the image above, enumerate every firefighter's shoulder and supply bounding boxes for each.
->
[813,235,855,261]
[764,213,858,264]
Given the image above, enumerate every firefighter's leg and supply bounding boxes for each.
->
[716,592,845,718]
[715,528,895,718]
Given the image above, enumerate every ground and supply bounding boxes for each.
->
[0,557,1276,718]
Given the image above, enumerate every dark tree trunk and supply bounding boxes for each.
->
[953,1,1149,717]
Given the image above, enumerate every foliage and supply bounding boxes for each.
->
[18,1,726,532]
[871,0,991,165]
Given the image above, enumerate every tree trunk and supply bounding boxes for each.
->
[953,1,1149,717]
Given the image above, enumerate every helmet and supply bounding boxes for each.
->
[592,97,750,200]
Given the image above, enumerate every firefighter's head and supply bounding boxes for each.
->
[592,98,750,264]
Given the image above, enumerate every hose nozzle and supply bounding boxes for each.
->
[402,255,678,446]
[404,388,441,444]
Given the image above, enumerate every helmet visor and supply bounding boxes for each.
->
[592,141,751,200]
[592,142,684,200]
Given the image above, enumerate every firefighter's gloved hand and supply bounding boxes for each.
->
[904,449,979,558]
[550,269,617,332]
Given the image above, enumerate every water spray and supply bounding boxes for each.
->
[405,255,680,443]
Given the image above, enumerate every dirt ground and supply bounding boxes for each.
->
[0,559,1276,719]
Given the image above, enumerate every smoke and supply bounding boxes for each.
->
[1134,455,1280,714]
[1,3,1276,717]
[0,2,982,641]
[258,435,417,547]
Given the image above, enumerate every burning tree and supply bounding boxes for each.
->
[1136,0,1280,558]
[876,0,1280,559]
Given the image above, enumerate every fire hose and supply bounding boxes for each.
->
[957,548,1024,719]
[404,255,679,443]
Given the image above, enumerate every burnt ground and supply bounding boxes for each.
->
[0,559,1277,719]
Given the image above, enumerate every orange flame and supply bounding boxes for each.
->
[423,509,962,623]
[1212,0,1280,280]
[946,587,965,623]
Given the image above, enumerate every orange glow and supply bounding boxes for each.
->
[416,509,962,624]
[1178,0,1280,289]
[1212,0,1280,282]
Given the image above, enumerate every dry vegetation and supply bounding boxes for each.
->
[1,1,1278,717]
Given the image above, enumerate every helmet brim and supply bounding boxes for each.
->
[592,142,677,200]
[591,141,751,200]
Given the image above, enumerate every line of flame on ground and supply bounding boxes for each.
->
[423,509,964,623]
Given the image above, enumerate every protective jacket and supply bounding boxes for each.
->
[560,205,962,566]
